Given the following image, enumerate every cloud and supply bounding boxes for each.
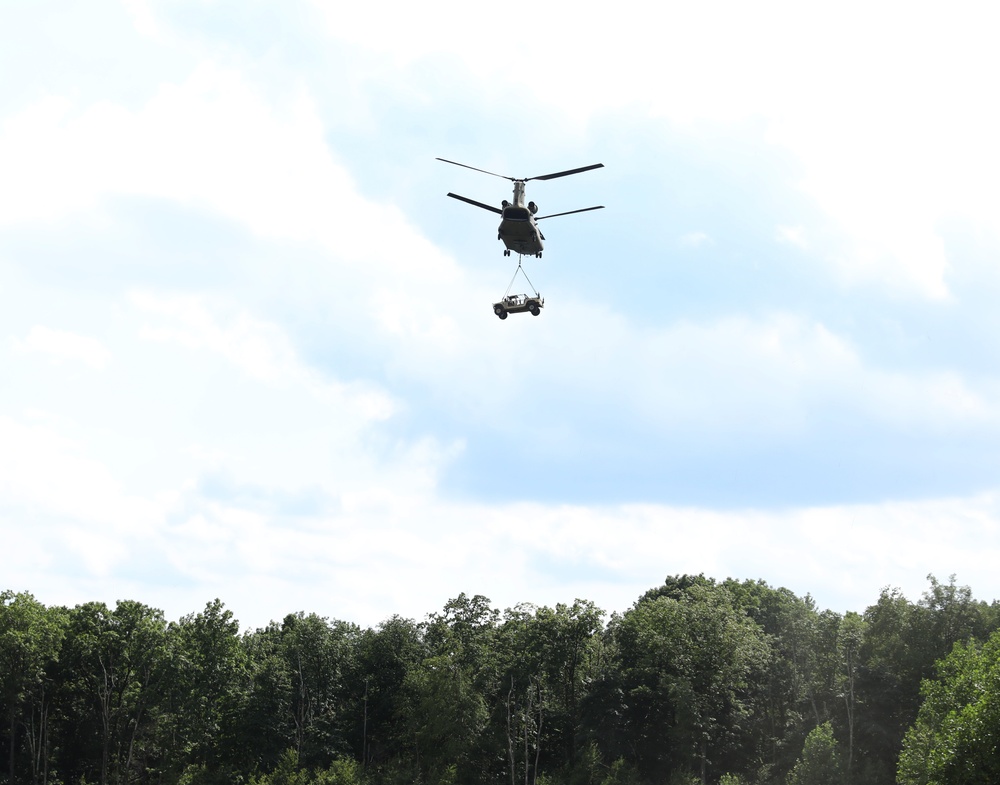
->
[309,0,1000,300]
[6,406,1000,627]
[131,291,392,419]
[5,1,1000,628]
[0,61,438,269]
[0,414,162,550]
[3,32,996,472]
[680,232,713,248]
[776,226,807,249]
[419,304,1000,443]
[13,326,112,369]
[22,0,994,306]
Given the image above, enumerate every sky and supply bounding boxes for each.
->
[3,0,1000,631]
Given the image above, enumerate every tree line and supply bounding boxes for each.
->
[2,574,998,785]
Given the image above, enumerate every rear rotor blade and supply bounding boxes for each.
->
[436,158,513,181]
[527,163,604,181]
[536,205,605,220]
[446,192,503,215]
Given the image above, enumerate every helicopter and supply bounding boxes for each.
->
[437,158,604,258]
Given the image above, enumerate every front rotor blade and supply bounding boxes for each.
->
[436,158,513,181]
[536,205,605,220]
[527,163,604,181]
[446,192,503,215]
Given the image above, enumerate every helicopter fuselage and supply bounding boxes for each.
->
[498,210,543,256]
[498,180,544,257]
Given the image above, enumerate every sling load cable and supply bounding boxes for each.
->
[503,255,541,299]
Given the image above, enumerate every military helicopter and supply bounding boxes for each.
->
[437,158,604,258]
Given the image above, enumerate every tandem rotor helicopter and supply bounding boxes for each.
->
[436,157,604,319]
[436,157,604,259]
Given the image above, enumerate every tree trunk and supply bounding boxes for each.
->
[523,693,529,785]
[533,685,543,785]
[506,681,516,785]
[8,704,16,785]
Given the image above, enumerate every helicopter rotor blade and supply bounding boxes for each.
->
[536,205,605,220]
[527,163,604,182]
[446,192,503,215]
[436,158,513,181]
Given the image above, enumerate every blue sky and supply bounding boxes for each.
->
[3,0,1000,629]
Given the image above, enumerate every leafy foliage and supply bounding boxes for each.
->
[785,722,843,785]
[897,629,1000,785]
[1,575,998,785]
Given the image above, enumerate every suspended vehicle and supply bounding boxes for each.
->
[436,157,604,258]
[491,250,545,320]
[493,293,543,320]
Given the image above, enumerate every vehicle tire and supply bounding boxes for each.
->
[498,310,507,320]
[529,304,540,316]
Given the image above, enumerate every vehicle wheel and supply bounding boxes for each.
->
[498,310,507,320]
[530,304,540,316]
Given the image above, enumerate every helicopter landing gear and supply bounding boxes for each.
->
[503,249,510,257]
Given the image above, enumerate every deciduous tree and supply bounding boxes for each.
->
[0,591,65,784]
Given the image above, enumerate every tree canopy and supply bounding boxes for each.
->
[2,574,998,785]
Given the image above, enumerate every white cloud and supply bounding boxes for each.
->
[0,414,161,542]
[309,0,1000,300]
[121,0,162,39]
[13,326,112,369]
[0,62,445,273]
[5,2,1000,627]
[12,2,994,304]
[122,290,452,496]
[776,226,807,249]
[2,36,994,444]
[417,305,1000,441]
[680,232,713,248]
[7,411,1000,626]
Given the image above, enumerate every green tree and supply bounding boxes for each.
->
[406,594,500,785]
[58,600,169,785]
[857,576,991,785]
[251,748,310,785]
[163,599,249,782]
[0,591,65,784]
[786,722,843,785]
[283,613,359,768]
[241,620,295,773]
[531,600,605,766]
[613,581,770,785]
[495,599,606,785]
[405,651,488,785]
[837,612,865,781]
[720,580,837,781]
[351,615,424,780]
[897,629,1000,785]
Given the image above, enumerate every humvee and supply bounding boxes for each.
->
[493,293,543,319]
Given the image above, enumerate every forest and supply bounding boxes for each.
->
[3,574,999,785]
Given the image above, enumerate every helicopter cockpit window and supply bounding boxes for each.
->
[503,207,530,221]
